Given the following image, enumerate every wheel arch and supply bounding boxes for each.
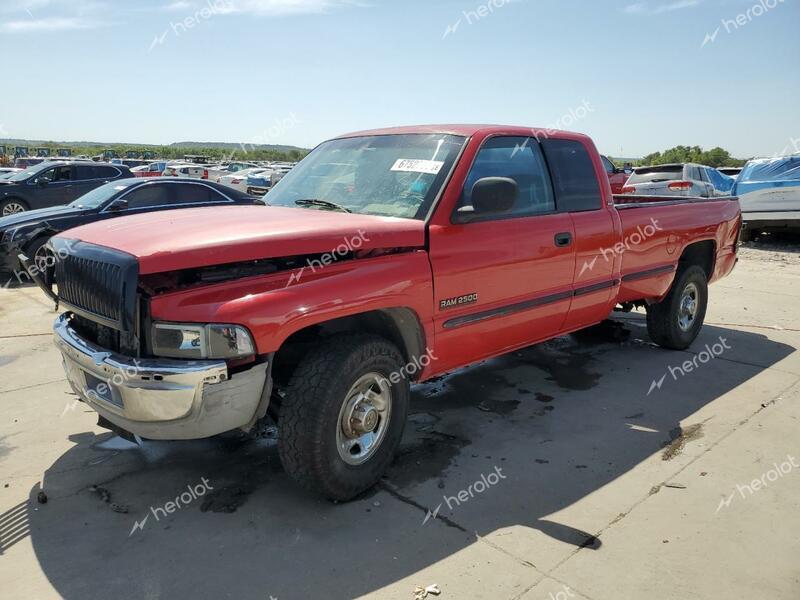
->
[678,239,716,280]
[270,307,428,386]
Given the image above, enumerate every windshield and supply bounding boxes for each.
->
[7,164,49,182]
[68,181,135,209]
[266,134,466,219]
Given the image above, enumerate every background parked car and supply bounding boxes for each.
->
[216,167,271,193]
[131,161,167,177]
[206,161,260,181]
[600,155,629,194]
[0,161,132,216]
[622,163,732,197]
[162,163,209,179]
[732,155,800,240]
[245,169,276,197]
[13,157,47,169]
[0,178,261,273]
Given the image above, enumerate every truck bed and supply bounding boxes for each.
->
[611,195,741,303]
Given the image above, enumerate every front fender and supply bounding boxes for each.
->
[148,250,435,356]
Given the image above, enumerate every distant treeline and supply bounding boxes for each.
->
[0,141,309,163]
[610,146,748,169]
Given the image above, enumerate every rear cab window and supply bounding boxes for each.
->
[540,139,602,211]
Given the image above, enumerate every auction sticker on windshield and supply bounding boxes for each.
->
[390,159,444,175]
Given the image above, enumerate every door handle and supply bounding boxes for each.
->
[554,232,573,247]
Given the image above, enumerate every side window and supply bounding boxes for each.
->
[124,184,172,209]
[95,166,121,179]
[74,165,96,180]
[172,183,228,205]
[600,155,615,174]
[459,136,555,219]
[34,168,57,183]
[541,139,602,211]
[53,166,72,182]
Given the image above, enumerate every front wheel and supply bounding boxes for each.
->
[26,237,54,273]
[646,265,708,350]
[277,334,410,501]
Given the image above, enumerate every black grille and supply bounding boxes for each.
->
[57,256,123,323]
[52,238,139,332]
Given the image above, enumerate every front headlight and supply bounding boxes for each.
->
[152,322,255,359]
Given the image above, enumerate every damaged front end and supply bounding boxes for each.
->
[26,238,275,441]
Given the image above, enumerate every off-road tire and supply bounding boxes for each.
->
[277,334,409,501]
[646,265,708,350]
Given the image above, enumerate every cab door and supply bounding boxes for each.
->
[540,139,619,332]
[30,165,74,207]
[427,136,576,374]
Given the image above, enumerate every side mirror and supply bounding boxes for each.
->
[35,178,49,187]
[107,198,128,211]
[455,177,518,223]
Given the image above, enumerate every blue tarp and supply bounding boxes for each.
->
[733,155,800,197]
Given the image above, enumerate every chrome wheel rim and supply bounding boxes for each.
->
[2,202,26,216]
[336,372,392,465]
[678,282,699,332]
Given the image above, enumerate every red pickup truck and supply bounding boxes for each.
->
[30,125,741,501]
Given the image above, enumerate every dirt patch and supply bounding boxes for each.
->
[662,423,704,461]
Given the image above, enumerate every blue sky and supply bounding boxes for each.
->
[0,0,797,158]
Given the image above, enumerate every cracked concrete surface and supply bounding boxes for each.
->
[0,244,798,599]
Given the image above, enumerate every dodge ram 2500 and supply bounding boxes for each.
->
[26,125,741,500]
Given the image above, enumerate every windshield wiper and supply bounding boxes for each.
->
[295,199,352,213]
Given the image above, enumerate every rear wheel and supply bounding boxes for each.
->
[277,334,409,501]
[1,199,28,217]
[646,265,708,350]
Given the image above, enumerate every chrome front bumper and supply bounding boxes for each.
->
[54,314,268,440]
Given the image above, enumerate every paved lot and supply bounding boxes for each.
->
[1,242,798,600]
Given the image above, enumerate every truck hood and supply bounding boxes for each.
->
[56,205,426,275]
